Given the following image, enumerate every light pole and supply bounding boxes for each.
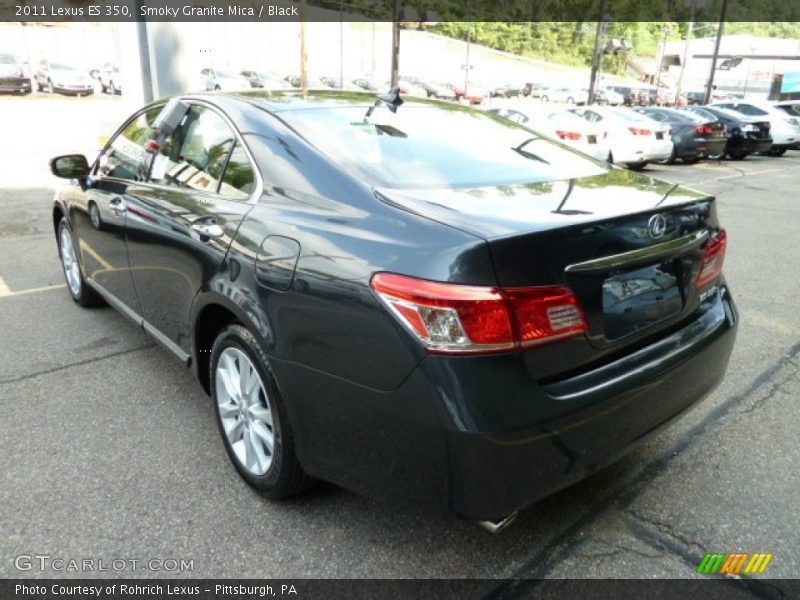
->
[463,23,472,98]
[587,0,608,105]
[743,45,756,96]
[703,0,729,105]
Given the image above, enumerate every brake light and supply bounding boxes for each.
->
[696,230,727,288]
[692,124,715,136]
[370,273,588,354]
[628,127,651,136]
[556,130,583,141]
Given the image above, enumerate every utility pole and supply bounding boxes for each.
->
[390,0,402,87]
[655,24,670,89]
[704,0,729,104]
[339,0,344,89]
[587,0,608,105]
[674,3,696,106]
[300,0,308,97]
[463,23,472,98]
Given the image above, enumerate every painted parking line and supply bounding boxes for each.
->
[0,275,65,298]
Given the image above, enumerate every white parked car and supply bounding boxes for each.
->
[489,105,610,162]
[199,68,250,92]
[710,100,800,154]
[569,106,673,170]
[544,87,583,105]
[601,88,625,106]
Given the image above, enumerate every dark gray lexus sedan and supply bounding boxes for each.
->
[49,90,737,530]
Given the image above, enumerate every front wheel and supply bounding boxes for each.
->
[46,79,54,94]
[211,324,314,498]
[626,161,648,171]
[767,147,787,156]
[682,156,701,164]
[58,218,103,307]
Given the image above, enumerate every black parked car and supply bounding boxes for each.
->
[0,52,32,94]
[635,107,726,163]
[685,106,773,160]
[49,91,737,528]
[490,83,524,98]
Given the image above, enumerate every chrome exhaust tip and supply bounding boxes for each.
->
[478,512,518,534]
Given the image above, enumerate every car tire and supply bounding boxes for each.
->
[211,323,314,499]
[567,97,574,104]
[767,148,787,157]
[541,95,549,102]
[109,80,117,95]
[664,147,677,165]
[682,156,701,164]
[57,218,103,308]
[626,162,648,171]
[214,85,221,91]
[46,79,54,94]
[728,149,747,160]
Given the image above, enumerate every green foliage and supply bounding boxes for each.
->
[432,21,800,76]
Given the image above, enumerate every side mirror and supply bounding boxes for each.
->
[50,154,90,179]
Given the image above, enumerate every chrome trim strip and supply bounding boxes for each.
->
[84,278,191,365]
[565,230,709,275]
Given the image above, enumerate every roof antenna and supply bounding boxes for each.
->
[365,87,403,119]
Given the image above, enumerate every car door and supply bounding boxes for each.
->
[124,101,259,357]
[68,106,167,314]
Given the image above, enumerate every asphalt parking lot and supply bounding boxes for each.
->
[1,96,799,588]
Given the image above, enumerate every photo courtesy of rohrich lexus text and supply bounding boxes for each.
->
[1,0,799,598]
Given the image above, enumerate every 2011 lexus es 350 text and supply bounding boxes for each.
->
[49,90,737,530]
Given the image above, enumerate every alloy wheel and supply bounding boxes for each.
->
[59,227,81,296]
[215,347,275,476]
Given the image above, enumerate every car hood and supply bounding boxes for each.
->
[376,169,707,239]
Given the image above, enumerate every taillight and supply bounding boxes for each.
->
[628,127,651,136]
[696,229,727,288]
[556,130,583,141]
[692,124,715,136]
[370,273,588,354]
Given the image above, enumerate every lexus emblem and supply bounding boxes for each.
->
[647,214,667,239]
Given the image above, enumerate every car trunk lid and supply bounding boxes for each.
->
[377,170,721,379]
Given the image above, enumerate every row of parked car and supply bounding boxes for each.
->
[488,98,800,169]
[0,54,121,96]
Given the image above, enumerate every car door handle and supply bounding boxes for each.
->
[191,222,225,240]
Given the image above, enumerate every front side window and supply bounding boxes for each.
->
[148,105,255,200]
[96,107,162,181]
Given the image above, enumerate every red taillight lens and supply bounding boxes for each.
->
[370,273,588,354]
[696,229,727,288]
[504,286,588,348]
[628,127,651,136]
[692,124,715,136]
[556,130,583,141]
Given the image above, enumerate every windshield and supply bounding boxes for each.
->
[51,63,77,71]
[0,53,18,64]
[282,104,606,189]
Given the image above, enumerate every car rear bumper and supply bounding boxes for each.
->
[441,284,737,520]
[677,138,727,159]
[738,138,773,155]
[0,77,31,93]
[276,284,737,520]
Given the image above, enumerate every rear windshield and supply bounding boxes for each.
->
[281,105,606,189]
